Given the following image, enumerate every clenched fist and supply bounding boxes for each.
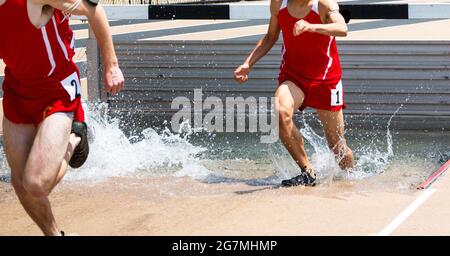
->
[234,63,251,84]
[104,63,125,95]
[293,19,316,36]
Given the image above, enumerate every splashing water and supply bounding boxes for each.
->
[348,105,402,180]
[0,146,9,182]
[66,102,210,181]
[269,105,404,183]
[0,101,445,191]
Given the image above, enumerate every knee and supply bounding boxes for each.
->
[22,175,50,198]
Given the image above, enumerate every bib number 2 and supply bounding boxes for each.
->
[61,72,81,101]
[331,80,343,107]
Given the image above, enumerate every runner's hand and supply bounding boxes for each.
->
[293,20,315,36]
[104,64,125,95]
[234,63,250,84]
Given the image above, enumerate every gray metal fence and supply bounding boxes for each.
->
[104,40,450,130]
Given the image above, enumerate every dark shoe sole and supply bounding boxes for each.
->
[281,173,316,187]
[69,121,89,169]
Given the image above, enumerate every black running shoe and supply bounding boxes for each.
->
[281,171,316,187]
[69,121,89,169]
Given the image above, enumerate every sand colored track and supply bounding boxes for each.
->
[393,168,450,235]
[0,165,448,235]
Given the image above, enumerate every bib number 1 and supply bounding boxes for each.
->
[331,80,343,107]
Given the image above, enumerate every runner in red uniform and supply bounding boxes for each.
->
[1,6,84,125]
[0,0,124,235]
[235,0,354,186]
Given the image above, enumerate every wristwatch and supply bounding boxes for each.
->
[86,0,99,6]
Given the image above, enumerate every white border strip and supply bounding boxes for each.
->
[409,3,450,19]
[103,5,148,20]
[377,189,436,236]
[41,27,57,77]
[229,4,270,20]
[52,16,69,60]
[70,3,450,20]
[73,5,149,20]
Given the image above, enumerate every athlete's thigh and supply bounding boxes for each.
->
[2,117,37,180]
[25,113,73,180]
[275,80,305,115]
[316,109,346,146]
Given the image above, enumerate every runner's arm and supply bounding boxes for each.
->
[33,0,124,94]
[244,0,282,68]
[293,0,347,37]
[314,0,348,36]
[234,0,281,83]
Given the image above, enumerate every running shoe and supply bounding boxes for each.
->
[69,121,89,168]
[281,170,316,187]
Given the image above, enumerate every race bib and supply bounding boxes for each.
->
[61,72,81,101]
[331,80,343,106]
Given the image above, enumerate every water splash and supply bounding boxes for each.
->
[301,120,343,182]
[268,144,297,180]
[0,100,442,191]
[66,102,210,181]
[349,105,403,180]
[269,105,404,183]
[0,145,10,182]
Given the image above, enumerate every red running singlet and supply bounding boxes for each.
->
[278,0,345,111]
[0,0,85,125]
